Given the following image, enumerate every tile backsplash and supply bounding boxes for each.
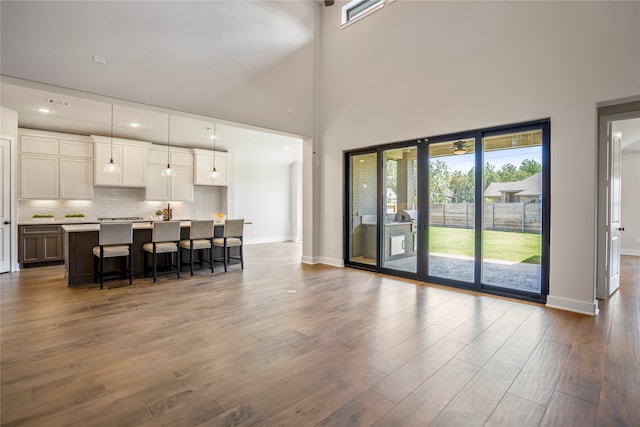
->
[19,186,226,222]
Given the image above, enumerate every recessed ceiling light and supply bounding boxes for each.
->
[38,108,50,113]
[284,146,290,150]
[130,122,139,128]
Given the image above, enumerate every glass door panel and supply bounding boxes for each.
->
[382,146,417,273]
[428,138,475,283]
[482,130,543,293]
[348,152,377,265]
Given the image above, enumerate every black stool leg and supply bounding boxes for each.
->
[152,245,158,283]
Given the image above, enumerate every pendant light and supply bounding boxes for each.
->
[103,104,120,173]
[209,123,219,181]
[161,113,176,177]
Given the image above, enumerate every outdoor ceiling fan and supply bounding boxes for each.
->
[453,140,467,155]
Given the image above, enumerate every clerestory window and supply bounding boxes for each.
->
[341,0,384,26]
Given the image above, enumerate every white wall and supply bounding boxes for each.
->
[316,1,640,314]
[233,160,293,244]
[621,152,640,256]
[1,107,18,142]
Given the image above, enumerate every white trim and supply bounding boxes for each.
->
[317,257,345,267]
[340,0,385,29]
[244,237,291,245]
[621,249,640,256]
[546,295,599,316]
[301,256,344,268]
[301,255,319,264]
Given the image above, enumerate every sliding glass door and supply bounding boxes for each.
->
[345,120,549,302]
[382,146,417,273]
[427,138,476,283]
[347,152,378,266]
[481,129,543,293]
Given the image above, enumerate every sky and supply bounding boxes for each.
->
[436,146,542,173]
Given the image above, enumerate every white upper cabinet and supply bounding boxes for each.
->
[19,130,93,200]
[193,149,228,186]
[145,146,193,201]
[92,136,150,187]
[60,158,94,199]
[20,155,59,199]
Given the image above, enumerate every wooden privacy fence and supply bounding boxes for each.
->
[429,203,542,233]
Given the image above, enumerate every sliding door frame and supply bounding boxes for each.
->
[344,119,550,303]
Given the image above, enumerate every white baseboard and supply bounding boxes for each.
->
[621,249,640,256]
[244,237,291,245]
[546,295,599,316]
[317,257,344,267]
[301,256,344,267]
[301,256,319,264]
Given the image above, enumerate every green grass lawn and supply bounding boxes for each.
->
[429,227,541,264]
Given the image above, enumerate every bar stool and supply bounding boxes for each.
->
[179,220,214,276]
[93,222,133,290]
[213,219,244,272]
[143,221,181,282]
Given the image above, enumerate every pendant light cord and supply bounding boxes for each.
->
[110,104,114,160]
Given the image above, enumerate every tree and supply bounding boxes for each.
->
[518,159,542,179]
[450,170,474,202]
[386,159,397,194]
[498,163,519,182]
[484,163,498,189]
[429,160,450,202]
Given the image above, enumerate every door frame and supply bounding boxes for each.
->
[0,135,18,273]
[596,100,640,299]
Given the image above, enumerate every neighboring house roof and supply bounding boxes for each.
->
[484,172,542,198]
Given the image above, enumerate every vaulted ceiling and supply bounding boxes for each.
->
[1,1,317,163]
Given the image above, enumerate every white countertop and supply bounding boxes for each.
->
[19,219,97,225]
[62,221,194,232]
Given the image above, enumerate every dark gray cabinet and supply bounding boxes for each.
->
[19,225,63,264]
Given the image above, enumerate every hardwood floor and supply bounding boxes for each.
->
[1,243,638,426]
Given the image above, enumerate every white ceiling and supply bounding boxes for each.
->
[1,79,303,164]
[0,1,311,164]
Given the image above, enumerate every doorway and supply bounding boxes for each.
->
[596,101,640,299]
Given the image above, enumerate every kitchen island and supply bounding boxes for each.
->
[62,222,223,286]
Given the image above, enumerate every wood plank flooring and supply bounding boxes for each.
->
[1,243,638,426]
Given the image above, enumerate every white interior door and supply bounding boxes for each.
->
[0,138,11,273]
[607,125,622,296]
